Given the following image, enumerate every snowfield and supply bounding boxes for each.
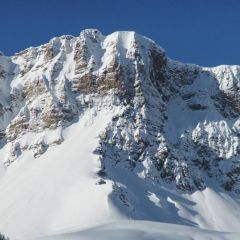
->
[0,107,123,238]
[34,221,240,240]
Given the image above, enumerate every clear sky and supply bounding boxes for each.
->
[1,0,240,66]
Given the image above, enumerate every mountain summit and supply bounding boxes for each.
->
[0,30,240,239]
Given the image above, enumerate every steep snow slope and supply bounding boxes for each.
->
[0,100,123,238]
[0,29,240,239]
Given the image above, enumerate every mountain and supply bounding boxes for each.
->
[0,29,240,239]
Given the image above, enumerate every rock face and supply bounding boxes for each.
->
[0,29,240,197]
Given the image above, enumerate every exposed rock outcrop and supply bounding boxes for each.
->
[0,29,240,195]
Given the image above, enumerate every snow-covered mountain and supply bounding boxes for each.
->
[0,29,240,239]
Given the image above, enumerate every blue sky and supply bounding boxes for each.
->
[1,0,239,66]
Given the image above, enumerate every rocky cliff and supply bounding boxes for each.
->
[1,29,240,192]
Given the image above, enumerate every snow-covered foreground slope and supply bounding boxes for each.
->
[34,221,240,240]
[0,106,123,238]
[0,29,240,239]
